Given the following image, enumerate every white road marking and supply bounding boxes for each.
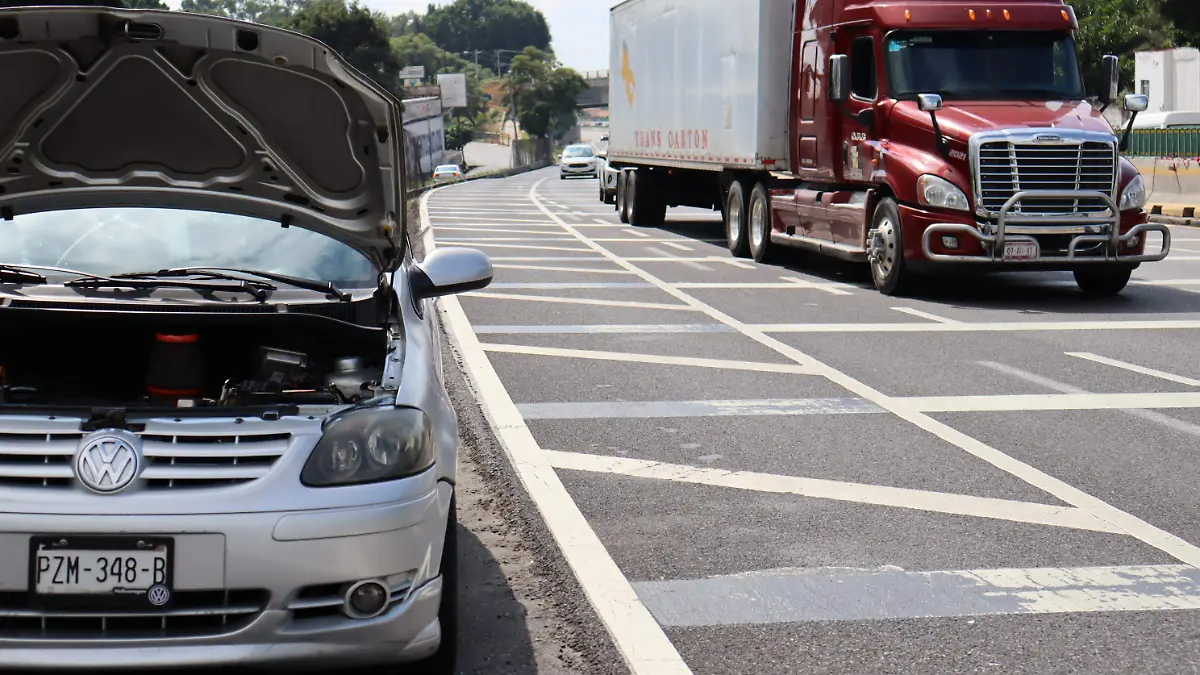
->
[446,242,595,253]
[424,207,548,214]
[901,390,1200,412]
[421,186,694,675]
[489,256,612,262]
[434,227,574,236]
[624,229,651,238]
[891,307,963,323]
[546,451,1121,534]
[781,276,854,296]
[439,237,584,242]
[671,282,847,289]
[752,319,1200,333]
[1066,352,1200,387]
[527,177,1200,569]
[480,343,817,375]
[980,361,1200,439]
[663,242,694,251]
[493,264,635,275]
[643,247,710,271]
[722,259,756,269]
[463,292,698,312]
[429,216,559,224]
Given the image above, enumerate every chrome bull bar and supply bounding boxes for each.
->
[920,190,1171,263]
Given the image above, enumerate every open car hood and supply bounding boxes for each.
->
[0,7,405,269]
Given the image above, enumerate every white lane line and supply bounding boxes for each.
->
[429,217,559,224]
[624,229,651,238]
[752,319,1200,333]
[595,219,617,225]
[634,564,1200,627]
[434,227,574,236]
[642,247,710,271]
[891,307,963,323]
[420,188,694,675]
[489,256,611,262]
[463,292,698,312]
[489,283,652,289]
[438,237,582,242]
[527,177,1200,569]
[1066,352,1200,387]
[722,258,755,269]
[663,242,694,251]
[447,242,595,253]
[480,343,817,375]
[1171,246,1200,253]
[782,276,854,296]
[425,207,548,214]
[546,451,1121,534]
[672,282,846,289]
[494,264,635,276]
[980,361,1200,439]
[901,390,1200,412]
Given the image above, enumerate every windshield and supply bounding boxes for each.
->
[886,30,1086,101]
[563,146,594,158]
[0,207,378,288]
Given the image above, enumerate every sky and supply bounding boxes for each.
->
[366,0,614,72]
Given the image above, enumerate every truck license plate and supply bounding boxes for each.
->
[1002,241,1039,261]
[30,536,173,607]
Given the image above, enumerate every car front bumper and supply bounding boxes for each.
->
[561,163,597,175]
[0,482,451,670]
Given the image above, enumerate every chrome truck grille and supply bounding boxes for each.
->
[973,132,1118,218]
[0,430,290,490]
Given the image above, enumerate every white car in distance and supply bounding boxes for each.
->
[559,144,599,179]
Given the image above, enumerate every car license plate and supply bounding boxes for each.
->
[1002,241,1039,261]
[30,536,173,608]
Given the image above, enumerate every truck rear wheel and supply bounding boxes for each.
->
[725,180,750,258]
[869,197,915,296]
[1074,267,1133,296]
[628,170,666,227]
[617,171,630,224]
[748,183,775,263]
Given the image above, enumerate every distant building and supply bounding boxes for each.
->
[401,96,447,182]
[1135,47,1200,114]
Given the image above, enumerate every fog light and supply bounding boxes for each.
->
[941,236,960,250]
[344,580,390,619]
[1127,235,1140,247]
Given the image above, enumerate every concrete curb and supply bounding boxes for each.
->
[1149,202,1200,219]
[1149,213,1200,228]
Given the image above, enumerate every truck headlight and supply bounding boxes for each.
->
[1120,174,1147,211]
[917,175,970,212]
[301,407,433,487]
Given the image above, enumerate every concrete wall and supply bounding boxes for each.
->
[1135,48,1200,113]
[1132,157,1200,206]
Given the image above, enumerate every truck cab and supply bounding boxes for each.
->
[789,0,1167,294]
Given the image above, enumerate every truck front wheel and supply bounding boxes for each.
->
[869,197,915,296]
[725,180,750,258]
[1074,267,1133,296]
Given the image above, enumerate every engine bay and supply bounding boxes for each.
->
[0,311,391,410]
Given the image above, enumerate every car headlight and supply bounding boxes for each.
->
[916,174,971,212]
[301,407,433,487]
[1120,174,1147,211]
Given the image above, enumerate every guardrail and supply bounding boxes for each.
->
[1125,127,1200,159]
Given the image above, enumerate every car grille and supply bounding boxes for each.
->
[976,140,1117,216]
[0,589,268,639]
[0,430,291,490]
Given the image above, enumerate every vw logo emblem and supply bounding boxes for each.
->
[75,432,142,494]
[147,584,171,606]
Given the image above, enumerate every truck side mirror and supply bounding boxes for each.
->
[1124,93,1149,113]
[828,55,849,103]
[1099,55,1119,106]
[918,93,943,112]
[917,93,949,157]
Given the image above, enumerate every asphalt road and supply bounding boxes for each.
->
[424,167,1200,675]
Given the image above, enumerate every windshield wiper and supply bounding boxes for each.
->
[65,272,274,302]
[0,264,48,285]
[115,267,351,302]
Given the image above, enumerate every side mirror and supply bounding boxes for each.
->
[1100,55,1119,105]
[1124,93,1149,113]
[917,93,943,112]
[828,54,849,103]
[411,247,493,300]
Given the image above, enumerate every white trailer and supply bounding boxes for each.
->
[607,0,795,172]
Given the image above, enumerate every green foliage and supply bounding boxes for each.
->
[125,0,170,9]
[391,33,493,118]
[422,0,551,70]
[1074,0,1175,94]
[282,0,400,90]
[509,47,586,139]
[179,0,302,24]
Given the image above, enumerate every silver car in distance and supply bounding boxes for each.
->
[0,6,491,672]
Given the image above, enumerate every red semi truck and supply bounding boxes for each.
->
[605,0,1170,296]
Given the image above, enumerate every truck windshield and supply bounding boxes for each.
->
[885,30,1085,101]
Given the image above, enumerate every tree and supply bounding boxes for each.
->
[508,47,586,138]
[1074,0,1175,94]
[386,10,423,38]
[283,0,400,92]
[391,32,492,118]
[179,0,301,24]
[422,0,551,70]
[125,0,170,8]
[1162,0,1200,47]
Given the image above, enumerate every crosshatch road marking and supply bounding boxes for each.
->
[481,343,817,374]
[518,398,887,420]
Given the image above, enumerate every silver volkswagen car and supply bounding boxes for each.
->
[0,6,491,671]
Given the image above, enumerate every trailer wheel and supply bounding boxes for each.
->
[725,180,750,258]
[748,183,775,263]
[628,170,666,227]
[617,171,631,224]
[868,197,915,296]
[1074,267,1133,296]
